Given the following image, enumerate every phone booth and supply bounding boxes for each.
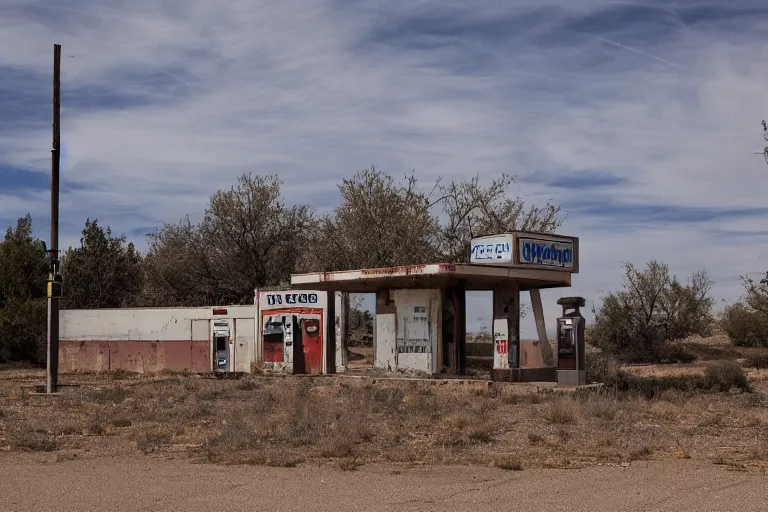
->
[556,296,586,386]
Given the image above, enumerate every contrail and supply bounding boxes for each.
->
[595,35,686,70]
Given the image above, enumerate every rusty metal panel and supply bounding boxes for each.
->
[521,339,546,368]
[190,340,210,371]
[109,341,159,373]
[59,340,109,372]
[161,342,195,370]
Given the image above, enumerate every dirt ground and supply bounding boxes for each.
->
[1,334,767,509]
[1,454,766,512]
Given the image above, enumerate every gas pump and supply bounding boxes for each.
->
[283,316,294,365]
[556,296,586,386]
[213,320,231,372]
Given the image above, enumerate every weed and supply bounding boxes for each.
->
[135,427,173,453]
[556,429,573,443]
[743,354,768,370]
[236,378,261,391]
[629,446,653,460]
[57,423,82,435]
[87,419,107,435]
[55,452,78,463]
[110,418,132,428]
[87,385,130,404]
[545,398,578,424]
[495,456,523,471]
[337,458,360,471]
[585,394,619,420]
[467,426,495,444]
[14,434,58,452]
[319,436,355,458]
[110,369,138,380]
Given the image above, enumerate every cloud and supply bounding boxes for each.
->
[2,0,768,335]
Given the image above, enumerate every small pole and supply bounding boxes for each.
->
[47,44,61,394]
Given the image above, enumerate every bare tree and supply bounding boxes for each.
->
[434,174,564,263]
[142,174,314,306]
[299,166,440,272]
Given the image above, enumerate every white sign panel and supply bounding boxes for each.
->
[469,235,513,263]
[258,290,328,311]
[518,238,574,269]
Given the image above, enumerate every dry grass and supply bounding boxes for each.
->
[0,341,767,472]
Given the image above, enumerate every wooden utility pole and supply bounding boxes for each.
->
[47,44,62,394]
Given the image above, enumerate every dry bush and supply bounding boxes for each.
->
[110,417,132,428]
[721,304,768,347]
[55,421,83,435]
[629,446,653,461]
[584,393,619,421]
[589,260,713,363]
[721,274,768,348]
[14,433,58,452]
[545,397,578,424]
[743,354,768,369]
[86,385,130,404]
[336,458,360,471]
[55,452,78,463]
[703,361,751,392]
[585,353,622,386]
[135,426,173,453]
[87,418,107,435]
[495,456,523,471]
[109,369,139,380]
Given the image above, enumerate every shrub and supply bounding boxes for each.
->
[703,361,751,393]
[721,303,768,348]
[586,353,622,386]
[659,344,697,364]
[743,354,768,369]
[14,434,58,452]
[545,398,578,424]
[589,260,713,362]
[495,456,523,471]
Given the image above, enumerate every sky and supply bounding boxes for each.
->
[2,0,768,337]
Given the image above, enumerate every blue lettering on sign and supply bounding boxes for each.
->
[520,239,573,268]
[470,241,512,261]
[266,293,318,306]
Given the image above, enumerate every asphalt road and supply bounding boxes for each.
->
[1,454,766,511]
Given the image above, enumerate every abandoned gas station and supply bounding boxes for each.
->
[59,231,586,386]
[290,231,586,385]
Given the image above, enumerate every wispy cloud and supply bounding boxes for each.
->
[2,0,768,334]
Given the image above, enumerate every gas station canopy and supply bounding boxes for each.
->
[290,232,579,293]
[290,263,572,293]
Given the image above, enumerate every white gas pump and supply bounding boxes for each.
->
[213,319,231,372]
[283,316,294,364]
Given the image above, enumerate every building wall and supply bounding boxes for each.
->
[60,306,255,373]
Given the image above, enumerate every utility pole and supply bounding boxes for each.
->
[47,44,62,394]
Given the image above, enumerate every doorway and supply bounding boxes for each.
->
[441,285,466,375]
[345,293,375,372]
